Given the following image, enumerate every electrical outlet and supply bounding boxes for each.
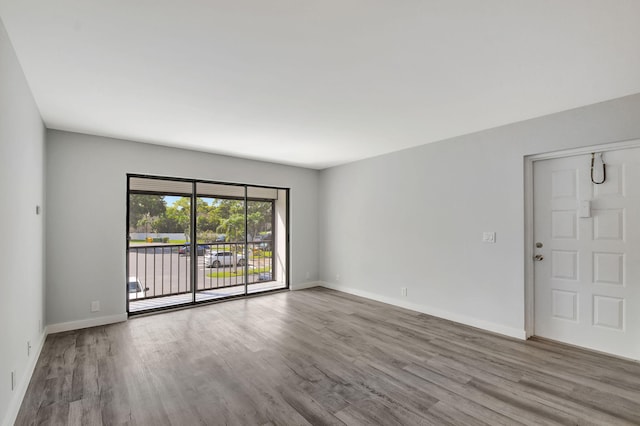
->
[482,231,496,243]
[306,271,310,280]
[38,319,42,332]
[90,301,100,312]
[336,273,340,282]
[401,287,408,297]
[27,341,32,357]
[11,371,15,391]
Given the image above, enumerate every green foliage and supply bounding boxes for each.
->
[129,194,166,230]
[152,237,170,243]
[216,213,246,242]
[165,197,191,236]
[129,195,273,242]
[197,230,217,242]
[137,212,160,236]
[248,202,272,240]
[154,215,183,233]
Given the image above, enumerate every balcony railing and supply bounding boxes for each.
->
[127,242,274,305]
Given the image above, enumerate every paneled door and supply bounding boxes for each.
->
[533,147,640,360]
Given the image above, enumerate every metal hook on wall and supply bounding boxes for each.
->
[591,152,606,184]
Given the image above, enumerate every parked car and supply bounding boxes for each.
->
[179,244,208,256]
[128,277,149,300]
[259,232,272,241]
[204,251,246,268]
[258,242,272,250]
[258,271,272,281]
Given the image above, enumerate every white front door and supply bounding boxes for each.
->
[533,147,640,360]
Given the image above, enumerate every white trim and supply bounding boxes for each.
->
[527,138,640,161]
[319,281,526,340]
[1,331,47,426]
[290,281,321,291]
[523,138,640,340]
[524,156,535,338]
[46,313,128,334]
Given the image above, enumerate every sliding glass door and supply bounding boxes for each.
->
[126,176,289,314]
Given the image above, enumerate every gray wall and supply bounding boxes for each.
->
[45,130,319,325]
[0,18,45,426]
[319,93,640,338]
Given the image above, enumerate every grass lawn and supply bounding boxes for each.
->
[207,266,270,278]
[252,250,273,258]
[129,239,186,244]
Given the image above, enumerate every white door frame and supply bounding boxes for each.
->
[524,138,640,338]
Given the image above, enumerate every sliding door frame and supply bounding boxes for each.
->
[126,173,290,316]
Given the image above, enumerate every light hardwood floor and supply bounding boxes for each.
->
[16,287,640,425]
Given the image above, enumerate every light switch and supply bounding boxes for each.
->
[579,200,591,218]
[482,232,496,243]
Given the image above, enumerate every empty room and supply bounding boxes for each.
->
[2,1,640,425]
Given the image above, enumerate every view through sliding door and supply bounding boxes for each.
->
[127,176,288,314]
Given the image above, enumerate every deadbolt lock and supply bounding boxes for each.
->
[535,242,543,248]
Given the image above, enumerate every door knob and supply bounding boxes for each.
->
[534,254,544,261]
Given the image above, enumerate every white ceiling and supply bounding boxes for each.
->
[1,1,640,169]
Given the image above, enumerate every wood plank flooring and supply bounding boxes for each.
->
[15,287,640,425]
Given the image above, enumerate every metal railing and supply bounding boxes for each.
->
[127,242,273,301]
[128,244,190,301]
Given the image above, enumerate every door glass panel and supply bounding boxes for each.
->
[195,195,247,302]
[127,184,193,312]
[247,187,287,294]
[246,199,274,289]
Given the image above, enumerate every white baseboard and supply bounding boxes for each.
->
[46,313,128,335]
[290,281,321,291]
[318,281,526,340]
[2,330,47,426]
